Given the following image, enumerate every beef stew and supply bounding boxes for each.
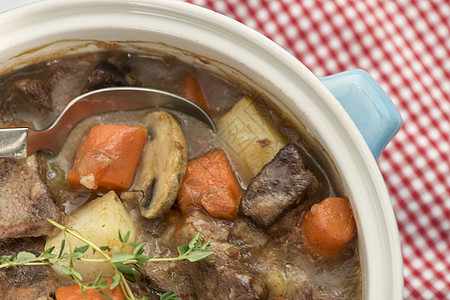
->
[0,49,361,299]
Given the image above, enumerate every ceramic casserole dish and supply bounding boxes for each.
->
[0,1,403,299]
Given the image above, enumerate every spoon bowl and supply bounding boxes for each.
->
[0,87,216,158]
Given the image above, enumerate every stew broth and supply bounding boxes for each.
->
[0,50,361,299]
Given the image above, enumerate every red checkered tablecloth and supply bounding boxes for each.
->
[184,0,450,299]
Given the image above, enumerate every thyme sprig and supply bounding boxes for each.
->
[0,219,215,300]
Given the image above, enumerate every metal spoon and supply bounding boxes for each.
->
[0,87,216,158]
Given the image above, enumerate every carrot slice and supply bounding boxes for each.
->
[55,277,125,300]
[301,197,356,259]
[182,74,209,112]
[67,125,148,191]
[177,149,241,218]
[200,188,239,220]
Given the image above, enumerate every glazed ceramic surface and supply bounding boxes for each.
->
[0,1,403,299]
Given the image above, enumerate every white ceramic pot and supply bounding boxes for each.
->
[0,1,403,299]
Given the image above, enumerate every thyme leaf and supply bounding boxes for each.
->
[160,291,182,300]
[0,219,214,300]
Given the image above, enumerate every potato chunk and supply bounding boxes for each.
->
[45,191,136,281]
[217,96,287,178]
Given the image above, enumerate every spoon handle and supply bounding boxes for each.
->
[0,87,216,159]
[0,127,29,158]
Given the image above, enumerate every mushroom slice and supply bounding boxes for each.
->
[132,110,188,219]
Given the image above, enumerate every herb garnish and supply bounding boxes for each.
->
[0,219,215,300]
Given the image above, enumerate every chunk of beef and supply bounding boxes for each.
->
[244,240,335,300]
[132,262,193,300]
[0,155,63,239]
[189,243,268,300]
[135,210,267,299]
[0,237,59,300]
[129,210,195,299]
[132,252,194,299]
[9,66,72,120]
[133,210,232,299]
[177,210,268,300]
[176,209,230,243]
[86,62,129,91]
[0,98,12,123]
[12,78,52,109]
[231,220,268,250]
[241,143,314,227]
[130,274,170,300]
[303,281,336,300]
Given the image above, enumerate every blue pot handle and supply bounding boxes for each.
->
[319,69,402,160]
